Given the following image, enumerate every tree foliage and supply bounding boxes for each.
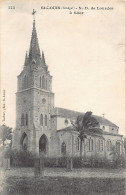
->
[0,124,12,146]
[73,111,103,141]
[71,111,103,158]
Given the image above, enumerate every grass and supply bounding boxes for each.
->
[1,176,126,195]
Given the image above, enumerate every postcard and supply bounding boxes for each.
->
[0,0,125,194]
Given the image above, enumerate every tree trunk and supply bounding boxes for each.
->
[80,140,83,167]
[80,140,83,159]
[83,138,86,160]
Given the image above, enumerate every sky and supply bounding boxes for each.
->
[0,0,125,135]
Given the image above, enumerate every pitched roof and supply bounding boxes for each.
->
[57,126,122,137]
[54,107,118,128]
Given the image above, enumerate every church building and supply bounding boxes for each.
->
[12,15,124,160]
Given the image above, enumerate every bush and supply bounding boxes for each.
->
[5,149,126,169]
[73,157,82,168]
[44,155,126,169]
[57,157,67,168]
[44,156,67,168]
[113,154,126,168]
[10,150,35,167]
[44,157,57,167]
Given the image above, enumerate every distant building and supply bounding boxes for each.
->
[12,16,124,160]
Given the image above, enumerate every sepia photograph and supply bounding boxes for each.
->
[0,0,125,194]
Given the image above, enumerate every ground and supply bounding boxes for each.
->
[0,167,126,195]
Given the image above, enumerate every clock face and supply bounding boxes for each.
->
[42,98,46,104]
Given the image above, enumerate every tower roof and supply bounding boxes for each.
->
[22,10,48,71]
[29,19,41,61]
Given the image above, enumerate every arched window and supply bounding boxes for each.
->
[91,138,94,151]
[100,140,103,151]
[40,114,43,126]
[46,78,47,89]
[97,139,104,152]
[24,75,27,89]
[26,113,28,126]
[45,115,47,126]
[86,139,90,151]
[40,77,41,88]
[87,138,93,151]
[116,141,121,155]
[97,140,100,151]
[102,126,105,130]
[107,140,112,151]
[90,138,93,151]
[42,76,45,89]
[21,114,24,126]
[61,142,66,155]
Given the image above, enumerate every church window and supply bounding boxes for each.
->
[87,138,93,151]
[97,140,100,151]
[64,119,68,126]
[45,115,47,126]
[24,75,27,89]
[97,139,103,152]
[61,142,66,155]
[26,113,28,126]
[42,76,45,89]
[40,77,41,88]
[87,139,90,151]
[21,114,24,126]
[116,141,121,155]
[107,140,112,151]
[100,140,103,151]
[102,126,105,130]
[76,137,80,151]
[40,114,43,126]
[46,78,47,89]
[91,138,93,151]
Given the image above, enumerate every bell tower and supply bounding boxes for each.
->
[12,10,54,156]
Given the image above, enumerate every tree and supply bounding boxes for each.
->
[0,124,12,146]
[72,111,103,158]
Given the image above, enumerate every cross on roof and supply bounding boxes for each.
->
[32,9,36,20]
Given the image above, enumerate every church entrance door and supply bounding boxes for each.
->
[20,132,28,151]
[39,134,48,156]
